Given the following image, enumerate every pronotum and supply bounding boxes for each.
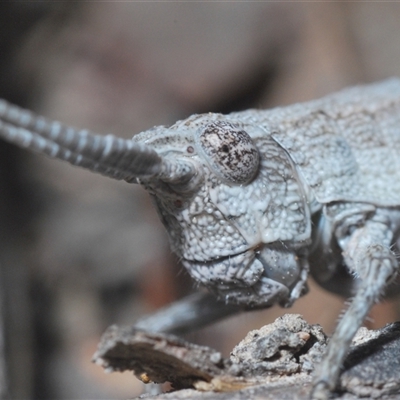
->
[1,78,400,399]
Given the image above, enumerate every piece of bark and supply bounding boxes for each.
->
[93,325,228,389]
[340,322,400,398]
[93,315,325,393]
[93,314,400,399]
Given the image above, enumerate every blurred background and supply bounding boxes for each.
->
[1,2,400,399]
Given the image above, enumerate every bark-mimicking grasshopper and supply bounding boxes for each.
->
[1,78,400,399]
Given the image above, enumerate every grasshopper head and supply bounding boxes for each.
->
[135,114,312,308]
[0,100,311,309]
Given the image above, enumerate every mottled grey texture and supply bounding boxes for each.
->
[229,314,327,376]
[231,78,400,206]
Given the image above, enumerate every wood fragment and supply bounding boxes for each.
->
[93,314,400,399]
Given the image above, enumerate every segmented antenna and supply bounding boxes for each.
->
[0,99,195,183]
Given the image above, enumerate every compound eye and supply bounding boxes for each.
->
[195,121,259,184]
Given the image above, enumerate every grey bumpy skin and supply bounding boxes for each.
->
[2,78,400,397]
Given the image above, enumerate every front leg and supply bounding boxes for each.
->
[311,210,399,399]
[134,291,243,334]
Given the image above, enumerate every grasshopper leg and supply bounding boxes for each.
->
[311,211,399,399]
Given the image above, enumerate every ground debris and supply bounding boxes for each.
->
[229,314,327,377]
[92,324,228,389]
[340,321,400,398]
[93,314,400,399]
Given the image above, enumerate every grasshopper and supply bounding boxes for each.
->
[1,78,400,398]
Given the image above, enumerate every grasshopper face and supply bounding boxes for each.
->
[135,114,312,307]
[0,99,311,307]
